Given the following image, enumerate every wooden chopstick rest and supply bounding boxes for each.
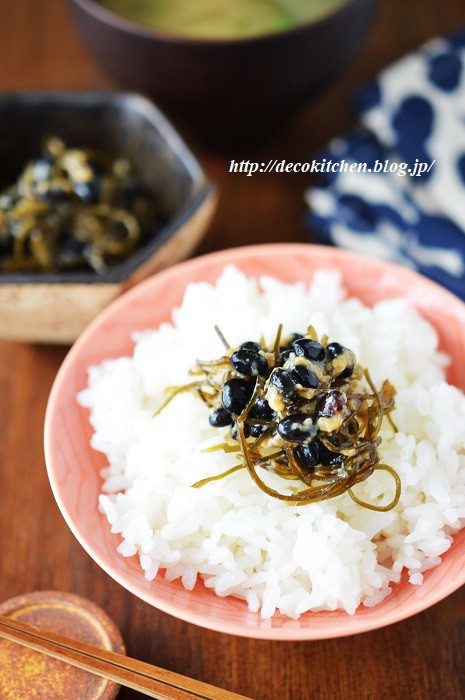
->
[0,591,124,700]
[0,609,250,700]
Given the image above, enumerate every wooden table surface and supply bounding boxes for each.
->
[1,1,465,698]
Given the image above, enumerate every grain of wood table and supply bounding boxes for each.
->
[1,1,465,698]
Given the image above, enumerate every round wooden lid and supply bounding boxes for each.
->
[0,591,125,699]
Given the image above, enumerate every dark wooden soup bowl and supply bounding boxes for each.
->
[69,0,378,144]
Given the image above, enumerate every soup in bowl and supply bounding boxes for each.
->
[97,0,353,40]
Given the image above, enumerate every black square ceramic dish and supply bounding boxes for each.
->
[0,91,216,343]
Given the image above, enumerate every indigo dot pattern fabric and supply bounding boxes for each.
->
[306,30,465,301]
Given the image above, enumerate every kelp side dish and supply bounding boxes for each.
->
[0,137,160,274]
[98,0,351,40]
[156,325,400,510]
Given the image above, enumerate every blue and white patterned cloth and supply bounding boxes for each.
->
[306,30,465,300]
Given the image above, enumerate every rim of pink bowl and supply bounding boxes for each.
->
[44,243,465,641]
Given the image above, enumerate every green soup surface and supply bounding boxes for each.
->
[98,0,351,39]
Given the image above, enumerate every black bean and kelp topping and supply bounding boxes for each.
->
[0,136,163,274]
[154,324,400,511]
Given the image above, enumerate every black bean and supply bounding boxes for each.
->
[326,342,344,360]
[318,442,344,467]
[294,440,343,469]
[270,369,296,395]
[222,378,254,415]
[248,397,275,421]
[293,443,319,471]
[326,342,355,378]
[278,349,293,364]
[277,413,317,444]
[209,407,233,428]
[74,178,101,204]
[240,340,262,352]
[291,365,320,389]
[230,349,268,377]
[316,390,346,419]
[249,423,268,438]
[292,339,326,362]
[339,365,354,379]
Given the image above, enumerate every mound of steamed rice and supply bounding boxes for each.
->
[78,266,465,619]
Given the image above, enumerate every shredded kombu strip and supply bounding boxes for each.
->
[154,325,401,511]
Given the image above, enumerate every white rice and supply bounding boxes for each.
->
[78,265,465,619]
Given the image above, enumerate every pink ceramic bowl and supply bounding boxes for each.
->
[45,244,465,640]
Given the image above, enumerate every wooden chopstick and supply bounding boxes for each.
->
[0,614,251,700]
